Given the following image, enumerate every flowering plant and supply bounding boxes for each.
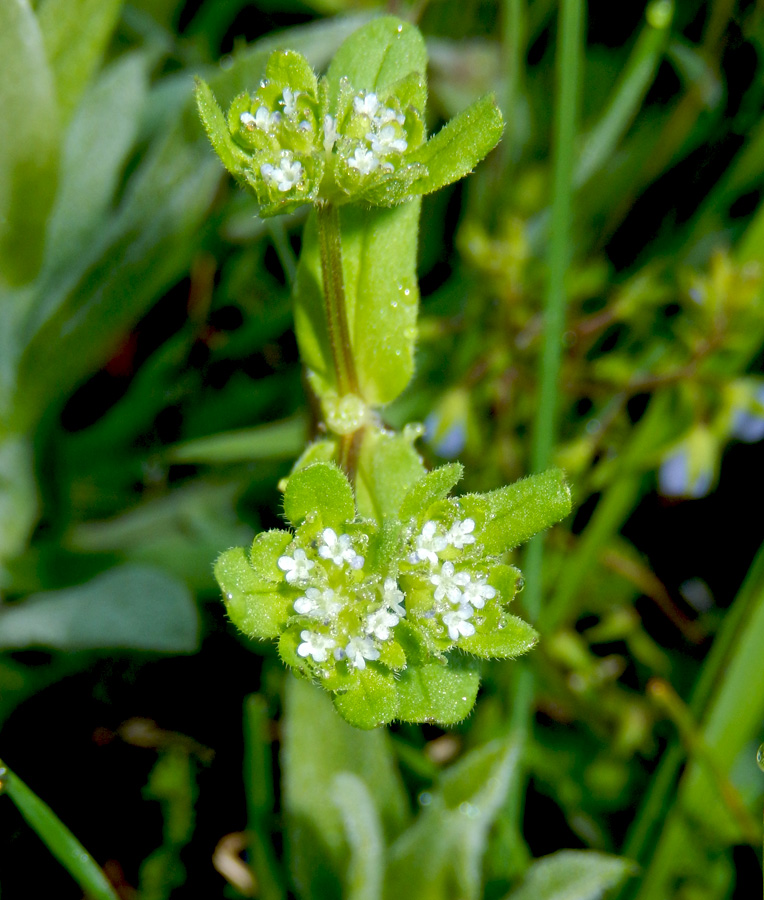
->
[199,17,571,728]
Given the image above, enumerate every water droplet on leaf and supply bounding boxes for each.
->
[757,744,764,772]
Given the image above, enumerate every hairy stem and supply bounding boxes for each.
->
[316,202,359,398]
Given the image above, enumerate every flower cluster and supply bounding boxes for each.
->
[197,46,427,216]
[276,527,406,673]
[214,459,570,727]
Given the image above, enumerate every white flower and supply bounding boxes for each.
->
[318,528,364,569]
[261,153,303,192]
[297,630,336,662]
[365,607,399,641]
[347,146,379,176]
[430,560,470,603]
[409,521,447,565]
[353,92,379,118]
[278,548,315,583]
[442,606,476,641]
[382,578,406,617]
[374,106,404,126]
[323,114,338,153]
[281,87,301,117]
[239,111,257,128]
[445,518,476,549]
[345,635,380,670]
[294,587,343,620]
[461,577,496,609]
[367,126,407,155]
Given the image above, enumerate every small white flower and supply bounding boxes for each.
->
[261,153,303,192]
[461,577,496,609]
[430,560,470,603]
[345,635,380,670]
[347,146,379,176]
[409,521,448,565]
[442,606,476,641]
[318,528,364,569]
[294,587,343,621]
[297,630,336,662]
[323,115,338,153]
[240,111,257,128]
[281,87,301,117]
[353,92,379,118]
[382,578,406,617]
[445,518,476,549]
[278,548,314,583]
[374,105,403,126]
[365,607,399,641]
[367,126,407,155]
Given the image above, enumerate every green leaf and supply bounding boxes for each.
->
[37,0,123,124]
[0,434,39,570]
[503,850,637,900]
[325,17,427,106]
[215,547,291,639]
[265,48,319,97]
[399,463,464,522]
[385,740,519,900]
[294,201,421,407]
[459,616,538,660]
[355,428,426,522]
[479,468,571,555]
[249,530,294,583]
[283,678,408,900]
[44,53,148,272]
[194,77,249,183]
[0,760,119,900]
[0,0,60,287]
[331,772,384,900]
[408,94,504,196]
[332,667,400,729]
[167,416,307,465]
[395,657,480,725]
[0,565,198,652]
[283,461,355,528]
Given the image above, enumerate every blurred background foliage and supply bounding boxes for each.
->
[0,0,763,897]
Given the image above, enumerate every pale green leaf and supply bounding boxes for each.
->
[399,463,464,522]
[332,667,400,729]
[0,0,59,287]
[459,616,538,660]
[385,740,519,900]
[503,850,637,900]
[409,94,504,196]
[355,428,426,522]
[283,678,408,900]
[37,0,122,123]
[45,54,148,271]
[0,565,198,652]
[332,773,384,900]
[395,659,480,725]
[480,468,571,555]
[0,434,39,570]
[325,17,427,106]
[283,462,355,528]
[215,547,291,639]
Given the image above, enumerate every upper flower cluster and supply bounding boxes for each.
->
[197,48,427,217]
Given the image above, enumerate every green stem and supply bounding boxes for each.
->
[316,202,359,398]
[0,759,119,900]
[524,0,583,622]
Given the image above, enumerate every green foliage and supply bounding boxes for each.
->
[215,456,569,727]
[504,850,637,900]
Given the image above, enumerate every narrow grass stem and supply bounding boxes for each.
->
[524,0,583,622]
[316,202,359,398]
[0,759,119,900]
